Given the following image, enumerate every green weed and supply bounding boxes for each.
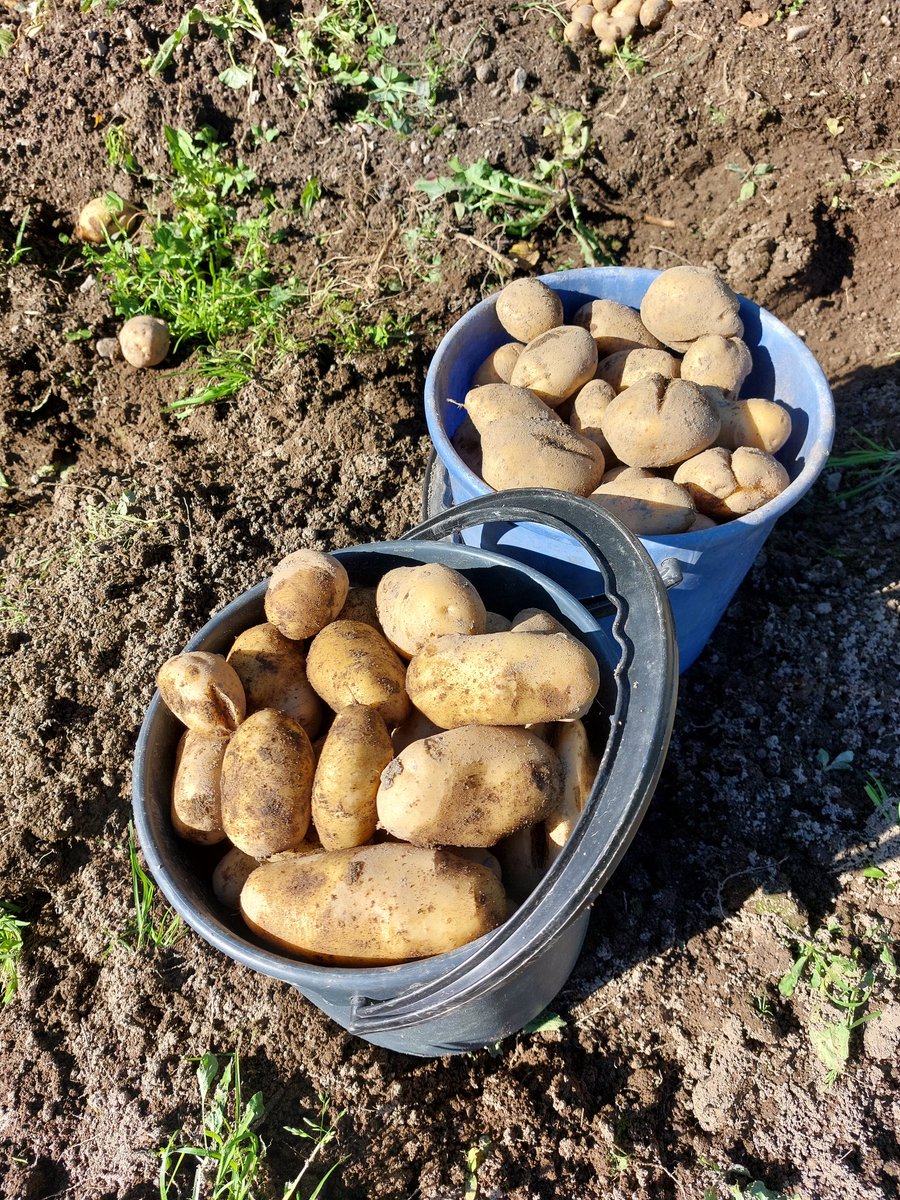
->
[774,0,807,20]
[816,747,854,772]
[865,774,899,824]
[829,432,900,500]
[283,1093,347,1200]
[117,821,184,953]
[0,902,28,1004]
[5,206,31,266]
[854,149,900,188]
[612,36,647,76]
[0,26,16,56]
[532,99,591,172]
[463,1135,492,1200]
[146,0,292,89]
[726,160,776,202]
[104,122,140,174]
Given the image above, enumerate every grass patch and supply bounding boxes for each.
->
[829,432,900,500]
[115,821,184,953]
[0,902,28,1004]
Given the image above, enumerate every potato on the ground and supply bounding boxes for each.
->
[464,383,559,433]
[573,298,663,356]
[377,725,562,847]
[472,342,525,386]
[639,266,743,351]
[306,619,410,725]
[495,278,564,344]
[546,719,598,860]
[591,467,696,536]
[157,651,246,736]
[595,347,680,393]
[406,629,600,727]
[264,548,349,641]
[75,195,139,244]
[376,562,487,658]
[119,316,170,368]
[674,446,790,519]
[601,374,721,469]
[710,393,793,454]
[312,705,393,850]
[495,824,550,902]
[171,732,227,845]
[227,623,322,738]
[510,325,599,406]
[480,416,605,495]
[240,843,508,964]
[680,335,752,399]
[220,708,314,857]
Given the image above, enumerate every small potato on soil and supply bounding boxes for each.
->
[601,374,721,469]
[472,342,525,386]
[674,445,790,519]
[312,705,394,850]
[591,467,696,536]
[265,548,349,641]
[118,315,170,368]
[640,266,743,351]
[227,623,322,738]
[74,195,139,244]
[495,278,564,344]
[171,731,227,845]
[376,562,487,658]
[157,651,246,736]
[510,325,599,406]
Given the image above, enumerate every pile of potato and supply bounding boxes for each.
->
[157,550,602,966]
[561,0,673,53]
[451,266,793,537]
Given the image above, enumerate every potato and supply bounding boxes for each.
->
[511,608,569,635]
[306,620,410,725]
[640,266,743,352]
[212,846,261,909]
[591,467,696,535]
[171,732,227,845]
[240,844,507,964]
[391,706,446,755]
[546,719,597,860]
[595,347,680,393]
[510,326,599,406]
[227,623,322,738]
[451,415,484,477]
[376,562,487,658]
[564,18,588,42]
[494,825,549,902]
[472,342,525,386]
[601,375,721,469]
[157,651,246,736]
[377,725,562,847]
[220,708,314,857]
[640,0,670,28]
[480,416,605,496]
[406,629,600,727]
[312,705,393,850]
[673,446,790,519]
[680,335,752,400]
[119,315,170,368]
[495,278,564,344]
[336,586,382,631]
[571,2,596,26]
[569,378,617,463]
[264,548,349,640]
[74,195,139,244]
[710,393,793,454]
[464,383,559,434]
[445,846,503,880]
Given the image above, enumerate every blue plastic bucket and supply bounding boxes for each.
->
[424,267,835,670]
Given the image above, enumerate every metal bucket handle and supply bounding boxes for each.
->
[346,489,678,1037]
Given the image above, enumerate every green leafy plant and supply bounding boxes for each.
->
[865,774,899,823]
[117,821,184,953]
[829,432,900,500]
[5,206,31,266]
[774,0,807,19]
[726,161,775,202]
[0,902,28,1004]
[612,36,647,76]
[283,1093,347,1200]
[104,122,141,174]
[854,150,900,188]
[0,26,16,56]
[463,1135,492,1200]
[816,747,854,772]
[531,99,591,172]
[146,0,294,88]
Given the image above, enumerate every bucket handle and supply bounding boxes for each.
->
[345,489,678,1039]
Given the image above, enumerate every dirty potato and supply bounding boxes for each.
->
[639,265,743,352]
[171,731,227,844]
[157,651,246,736]
[376,562,487,658]
[595,347,680,393]
[463,383,559,433]
[495,278,564,343]
[546,719,598,860]
[601,375,721,469]
[572,298,663,356]
[264,548,349,640]
[472,342,525,386]
[312,705,394,850]
[674,445,790,519]
[591,467,696,536]
[306,620,410,725]
[680,335,752,400]
[480,416,605,495]
[227,623,322,738]
[710,393,793,454]
[510,325,599,406]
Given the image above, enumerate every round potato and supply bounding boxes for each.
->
[495,278,564,343]
[227,623,322,738]
[510,326,599,406]
[601,375,721,469]
[472,342,525,386]
[573,298,663,356]
[240,843,508,964]
[220,708,314,858]
[119,316,170,368]
[639,266,743,352]
[376,563,487,658]
[264,549,349,641]
[463,383,559,434]
[74,195,139,244]
[306,620,410,725]
[377,725,562,847]
[595,347,680,393]
[171,731,227,845]
[569,378,617,463]
[591,467,696,536]
[710,393,793,454]
[673,445,790,519]
[546,719,597,860]
[312,705,394,850]
[680,335,752,400]
[480,416,605,496]
[335,586,382,631]
[157,651,246,736]
[406,630,600,727]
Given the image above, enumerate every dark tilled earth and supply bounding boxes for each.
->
[0,1,898,1197]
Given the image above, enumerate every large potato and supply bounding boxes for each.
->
[680,335,752,399]
[227,623,322,738]
[495,278,564,343]
[171,732,227,845]
[312,705,394,849]
[377,725,562,847]
[240,844,507,964]
[510,326,598,406]
[406,630,600,727]
[157,652,246,736]
[463,383,559,434]
[376,562,487,658]
[601,375,721,469]
[591,467,696,535]
[710,393,793,454]
[306,620,410,725]
[573,298,663,355]
[480,416,605,496]
[220,709,314,857]
[472,342,525,386]
[639,266,743,352]
[673,446,790,519]
[595,347,680,393]
[546,719,597,860]
[264,549,349,640]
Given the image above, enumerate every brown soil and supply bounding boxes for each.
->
[1,1,899,1198]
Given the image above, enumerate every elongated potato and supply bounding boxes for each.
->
[601,375,721,469]
[569,379,617,463]
[240,844,507,964]
[591,467,696,535]
[480,416,606,496]
[312,705,393,849]
[157,652,246,736]
[221,709,314,857]
[464,383,559,434]
[227,623,322,738]
[710,393,793,454]
[472,342,525,386]
[546,719,598,860]
[265,549,349,640]
[407,630,600,727]
[377,725,562,847]
[573,298,663,356]
[510,326,599,406]
[376,563,487,658]
[171,732,227,845]
[496,278,564,343]
[306,620,410,725]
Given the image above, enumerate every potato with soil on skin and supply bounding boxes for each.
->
[74,194,140,244]
[377,725,563,848]
[171,732,227,845]
[335,586,382,631]
[306,619,410,725]
[119,315,170,368]
[157,651,246,736]
[591,467,696,536]
[595,347,681,393]
[495,278,564,344]
[639,266,743,352]
[463,383,559,434]
[391,706,446,755]
[510,608,569,635]
[601,374,721,469]
[376,562,487,659]
[240,843,508,964]
[484,611,512,633]
[680,335,752,400]
[406,629,600,728]
[212,845,261,909]
[480,416,605,496]
[226,623,322,738]
[472,342,525,386]
[546,719,598,860]
[220,708,315,858]
[264,548,349,641]
[569,378,618,464]
[709,392,793,454]
[674,446,790,519]
[573,299,663,356]
[312,705,394,850]
[510,325,599,406]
